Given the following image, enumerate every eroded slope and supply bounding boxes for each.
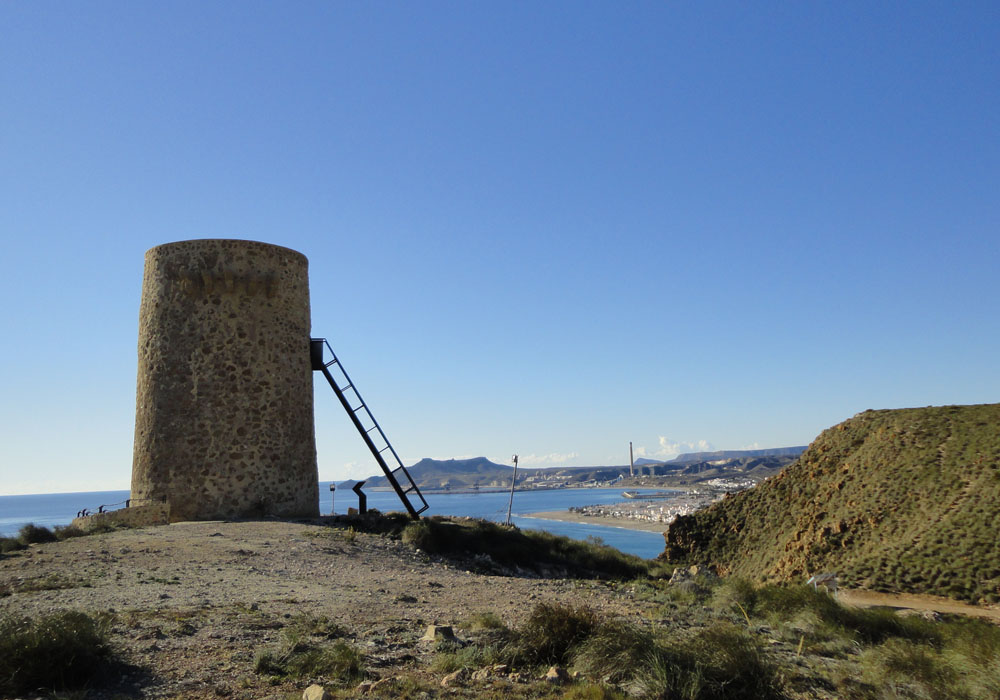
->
[662,403,1000,603]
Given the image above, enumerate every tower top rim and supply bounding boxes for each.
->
[144,239,308,263]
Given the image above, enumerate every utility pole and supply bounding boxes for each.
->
[629,441,634,478]
[505,454,519,526]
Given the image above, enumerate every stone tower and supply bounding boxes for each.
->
[130,239,319,521]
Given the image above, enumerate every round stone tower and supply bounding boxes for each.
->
[130,239,319,522]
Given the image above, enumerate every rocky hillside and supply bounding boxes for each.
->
[662,403,1000,603]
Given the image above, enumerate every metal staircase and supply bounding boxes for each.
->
[311,338,428,519]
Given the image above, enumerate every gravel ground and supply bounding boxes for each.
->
[0,519,645,699]
[5,518,996,700]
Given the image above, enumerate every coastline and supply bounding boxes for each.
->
[526,509,670,534]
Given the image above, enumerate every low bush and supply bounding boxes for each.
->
[572,619,655,684]
[54,524,89,539]
[501,602,782,699]
[402,516,650,579]
[861,638,963,699]
[854,617,1000,700]
[710,576,758,618]
[0,535,25,553]
[0,610,113,696]
[465,611,507,631]
[18,523,58,544]
[510,602,599,666]
[14,573,91,593]
[432,641,507,673]
[563,684,629,700]
[286,613,347,639]
[329,510,412,536]
[633,623,782,700]
[1,524,95,553]
[741,584,939,646]
[254,629,363,682]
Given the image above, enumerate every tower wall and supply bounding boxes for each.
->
[130,239,319,521]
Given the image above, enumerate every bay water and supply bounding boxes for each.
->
[1,485,668,559]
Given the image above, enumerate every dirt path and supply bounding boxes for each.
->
[839,588,1000,621]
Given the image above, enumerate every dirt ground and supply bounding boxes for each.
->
[0,519,644,699]
[3,518,998,699]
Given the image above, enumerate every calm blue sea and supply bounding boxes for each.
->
[0,485,669,559]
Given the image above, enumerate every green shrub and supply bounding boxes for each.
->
[18,523,58,545]
[0,536,26,553]
[861,639,963,700]
[563,684,628,700]
[289,640,363,679]
[254,629,363,682]
[0,610,113,696]
[54,524,88,540]
[941,617,1000,667]
[401,516,649,579]
[633,623,782,700]
[840,606,940,646]
[286,613,346,639]
[14,573,91,593]
[432,641,506,673]
[754,584,838,619]
[572,619,655,684]
[400,519,433,548]
[710,576,758,619]
[465,611,507,631]
[511,602,599,666]
[749,584,939,645]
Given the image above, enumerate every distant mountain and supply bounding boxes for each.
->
[667,447,806,464]
[634,447,805,469]
[365,457,629,490]
[365,447,806,491]
[365,457,513,490]
[661,404,1000,603]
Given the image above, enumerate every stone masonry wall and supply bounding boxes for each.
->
[71,503,171,532]
[131,240,319,521]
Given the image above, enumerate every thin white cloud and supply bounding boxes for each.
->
[329,461,373,480]
[518,451,579,467]
[633,437,715,461]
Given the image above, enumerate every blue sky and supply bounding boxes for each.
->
[2,2,998,494]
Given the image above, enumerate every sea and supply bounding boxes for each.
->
[0,485,671,559]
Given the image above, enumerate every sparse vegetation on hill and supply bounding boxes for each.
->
[340,512,656,579]
[0,521,98,554]
[662,403,1000,603]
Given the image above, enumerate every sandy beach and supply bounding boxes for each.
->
[526,509,670,534]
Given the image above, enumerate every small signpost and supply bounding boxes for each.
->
[353,480,367,515]
[505,454,519,526]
